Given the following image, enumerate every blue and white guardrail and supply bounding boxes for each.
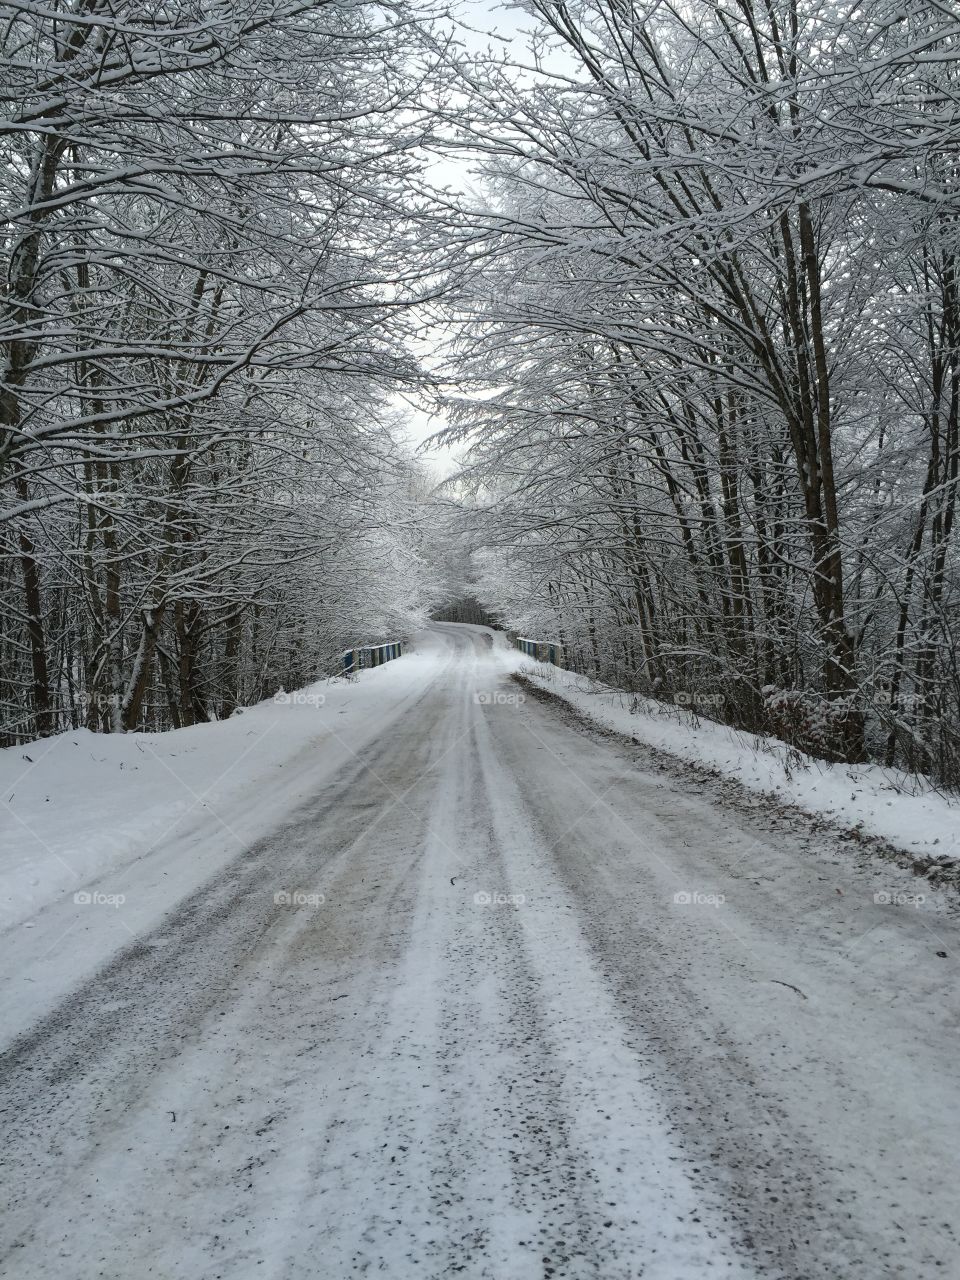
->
[516,636,562,666]
[342,640,404,674]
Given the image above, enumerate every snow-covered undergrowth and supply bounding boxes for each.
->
[511,658,960,868]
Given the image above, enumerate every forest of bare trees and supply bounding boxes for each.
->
[443,0,960,785]
[0,0,451,739]
[3,0,960,787]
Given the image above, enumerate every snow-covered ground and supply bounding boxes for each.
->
[0,633,453,1044]
[1,625,958,1278]
[514,659,960,868]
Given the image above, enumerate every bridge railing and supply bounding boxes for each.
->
[516,636,563,666]
[341,640,404,675]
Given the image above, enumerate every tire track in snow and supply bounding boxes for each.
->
[0,686,451,1275]
[481,681,960,1278]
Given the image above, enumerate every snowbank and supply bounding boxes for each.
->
[0,626,503,1048]
[507,657,960,866]
[0,631,447,931]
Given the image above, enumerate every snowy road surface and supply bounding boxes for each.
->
[1,624,958,1278]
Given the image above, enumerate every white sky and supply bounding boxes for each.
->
[398,0,535,477]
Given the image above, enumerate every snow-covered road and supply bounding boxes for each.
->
[1,624,957,1278]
